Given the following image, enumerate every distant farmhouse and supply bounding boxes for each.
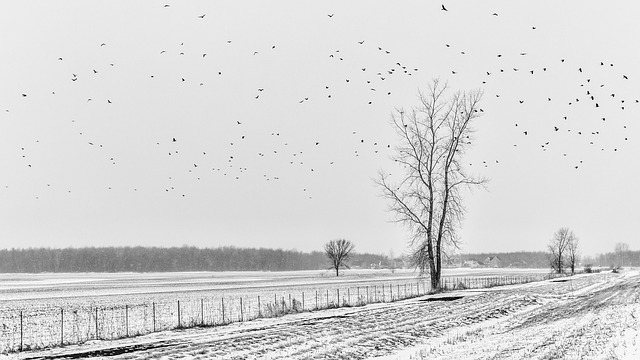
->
[448,252,549,269]
[484,256,502,268]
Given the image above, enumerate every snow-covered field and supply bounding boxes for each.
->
[0,268,553,354]
[3,268,634,359]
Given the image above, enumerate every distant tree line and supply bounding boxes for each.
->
[583,249,640,268]
[0,246,388,273]
[459,249,640,269]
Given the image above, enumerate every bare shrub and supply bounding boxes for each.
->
[455,281,467,290]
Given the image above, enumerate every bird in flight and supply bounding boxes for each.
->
[328,13,334,17]
[198,14,206,18]
[441,4,448,11]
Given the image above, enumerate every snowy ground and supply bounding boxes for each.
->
[0,268,551,302]
[5,269,638,359]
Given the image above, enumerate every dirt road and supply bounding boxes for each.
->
[14,270,639,360]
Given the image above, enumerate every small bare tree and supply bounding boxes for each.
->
[614,242,630,267]
[548,228,575,274]
[566,234,579,275]
[376,79,486,290]
[324,239,355,277]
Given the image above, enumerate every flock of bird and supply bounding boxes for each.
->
[2,3,638,200]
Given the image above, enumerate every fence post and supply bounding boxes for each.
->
[240,298,244,322]
[390,284,393,301]
[221,298,225,324]
[126,305,129,337]
[326,289,329,307]
[152,302,156,332]
[337,289,340,307]
[177,301,181,328]
[258,296,261,317]
[95,308,98,339]
[366,286,369,303]
[20,311,23,352]
[201,299,204,325]
[302,292,305,311]
[61,308,64,346]
[315,291,318,310]
[347,288,350,305]
[289,293,292,309]
[274,293,278,313]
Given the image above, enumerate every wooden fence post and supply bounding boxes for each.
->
[201,299,204,325]
[126,305,129,337]
[20,311,23,352]
[302,292,305,311]
[177,301,181,328]
[258,296,261,317]
[61,308,64,346]
[240,298,244,322]
[315,291,318,310]
[95,308,99,339]
[221,298,225,324]
[337,289,340,307]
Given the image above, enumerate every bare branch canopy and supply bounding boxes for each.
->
[324,239,355,277]
[375,79,486,290]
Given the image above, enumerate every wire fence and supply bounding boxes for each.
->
[0,273,561,353]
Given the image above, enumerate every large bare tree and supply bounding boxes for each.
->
[376,79,486,291]
[324,239,355,277]
[548,227,576,274]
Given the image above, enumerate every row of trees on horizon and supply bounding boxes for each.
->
[0,246,387,273]
[0,245,635,274]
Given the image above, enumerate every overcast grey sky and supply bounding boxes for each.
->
[1,1,638,257]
